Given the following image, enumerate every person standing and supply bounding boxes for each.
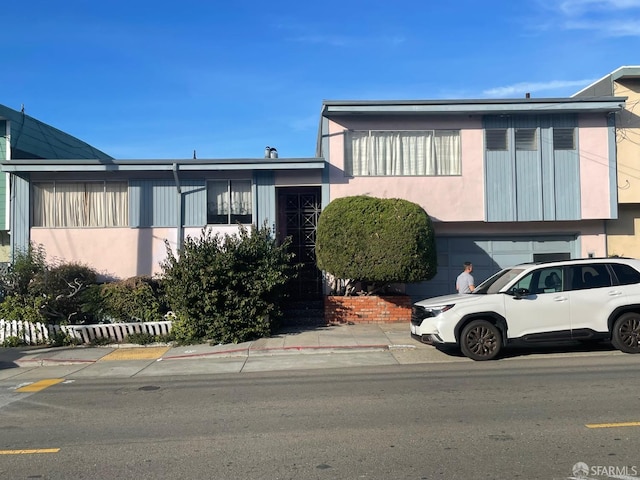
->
[456,261,475,294]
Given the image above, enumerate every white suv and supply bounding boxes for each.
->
[411,258,640,360]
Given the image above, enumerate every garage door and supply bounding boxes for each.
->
[406,235,576,301]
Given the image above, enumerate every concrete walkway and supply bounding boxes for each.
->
[0,323,468,379]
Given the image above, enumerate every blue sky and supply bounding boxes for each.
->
[3,0,640,159]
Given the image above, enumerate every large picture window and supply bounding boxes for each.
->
[345,130,461,176]
[33,181,129,227]
[207,180,252,224]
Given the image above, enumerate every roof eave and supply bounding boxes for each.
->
[0,157,326,173]
[322,97,626,116]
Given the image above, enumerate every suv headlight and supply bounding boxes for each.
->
[412,304,455,321]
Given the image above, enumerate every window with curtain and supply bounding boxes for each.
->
[345,130,461,176]
[32,181,129,227]
[207,180,252,224]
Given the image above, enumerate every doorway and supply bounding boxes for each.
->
[276,187,323,299]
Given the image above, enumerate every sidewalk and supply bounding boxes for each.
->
[0,323,464,380]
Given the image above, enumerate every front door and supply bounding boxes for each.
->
[276,187,323,299]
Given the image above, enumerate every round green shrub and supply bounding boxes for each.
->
[316,196,437,286]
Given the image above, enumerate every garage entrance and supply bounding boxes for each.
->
[406,235,576,300]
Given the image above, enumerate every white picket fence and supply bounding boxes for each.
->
[0,319,173,346]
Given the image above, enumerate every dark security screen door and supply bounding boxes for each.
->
[277,187,322,299]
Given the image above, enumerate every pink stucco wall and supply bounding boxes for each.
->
[327,117,485,222]
[578,115,612,219]
[327,114,614,222]
[30,226,242,280]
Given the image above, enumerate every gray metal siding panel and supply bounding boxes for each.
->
[554,150,581,220]
[486,152,516,221]
[11,174,30,257]
[152,180,177,227]
[254,171,275,229]
[515,151,543,221]
[541,127,556,220]
[182,180,207,227]
[129,179,177,227]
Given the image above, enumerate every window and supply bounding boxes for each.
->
[512,267,563,294]
[346,130,461,176]
[567,264,612,291]
[33,181,128,227]
[553,128,575,150]
[485,129,508,151]
[611,263,640,286]
[515,128,537,150]
[207,180,252,224]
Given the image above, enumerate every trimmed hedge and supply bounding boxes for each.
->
[316,196,437,286]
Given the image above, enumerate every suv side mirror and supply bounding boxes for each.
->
[512,288,530,299]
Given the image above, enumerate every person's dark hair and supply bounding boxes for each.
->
[463,261,472,269]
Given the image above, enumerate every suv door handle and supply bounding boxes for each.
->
[553,296,568,302]
[608,291,623,296]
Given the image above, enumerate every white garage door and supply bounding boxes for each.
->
[406,235,576,301]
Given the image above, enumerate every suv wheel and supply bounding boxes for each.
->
[611,313,640,354]
[460,320,502,361]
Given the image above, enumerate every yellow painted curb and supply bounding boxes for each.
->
[99,346,171,361]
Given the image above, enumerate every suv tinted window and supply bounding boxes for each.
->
[611,263,640,285]
[513,267,563,294]
[567,264,612,291]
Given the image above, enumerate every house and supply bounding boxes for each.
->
[317,96,625,299]
[0,104,111,263]
[0,153,328,298]
[0,87,627,303]
[573,66,640,259]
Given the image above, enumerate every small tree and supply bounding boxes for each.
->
[160,224,296,344]
[315,196,437,294]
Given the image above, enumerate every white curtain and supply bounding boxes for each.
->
[347,130,460,176]
[208,181,229,216]
[33,181,128,227]
[231,181,252,215]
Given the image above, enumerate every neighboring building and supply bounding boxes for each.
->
[0,104,111,262]
[573,66,640,258]
[1,155,328,298]
[317,96,624,299]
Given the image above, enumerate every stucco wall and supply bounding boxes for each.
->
[327,116,485,222]
[30,226,242,280]
[578,114,613,219]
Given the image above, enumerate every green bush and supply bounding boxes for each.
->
[96,276,167,322]
[29,262,99,324]
[0,294,48,323]
[161,224,296,344]
[316,196,437,292]
[0,244,47,300]
[0,244,101,326]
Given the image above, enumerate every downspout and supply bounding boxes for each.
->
[172,163,184,252]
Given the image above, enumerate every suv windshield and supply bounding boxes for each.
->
[474,268,525,295]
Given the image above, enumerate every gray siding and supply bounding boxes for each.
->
[554,150,581,220]
[485,114,579,222]
[10,174,30,257]
[515,150,542,221]
[130,179,206,228]
[254,171,275,229]
[485,152,515,221]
